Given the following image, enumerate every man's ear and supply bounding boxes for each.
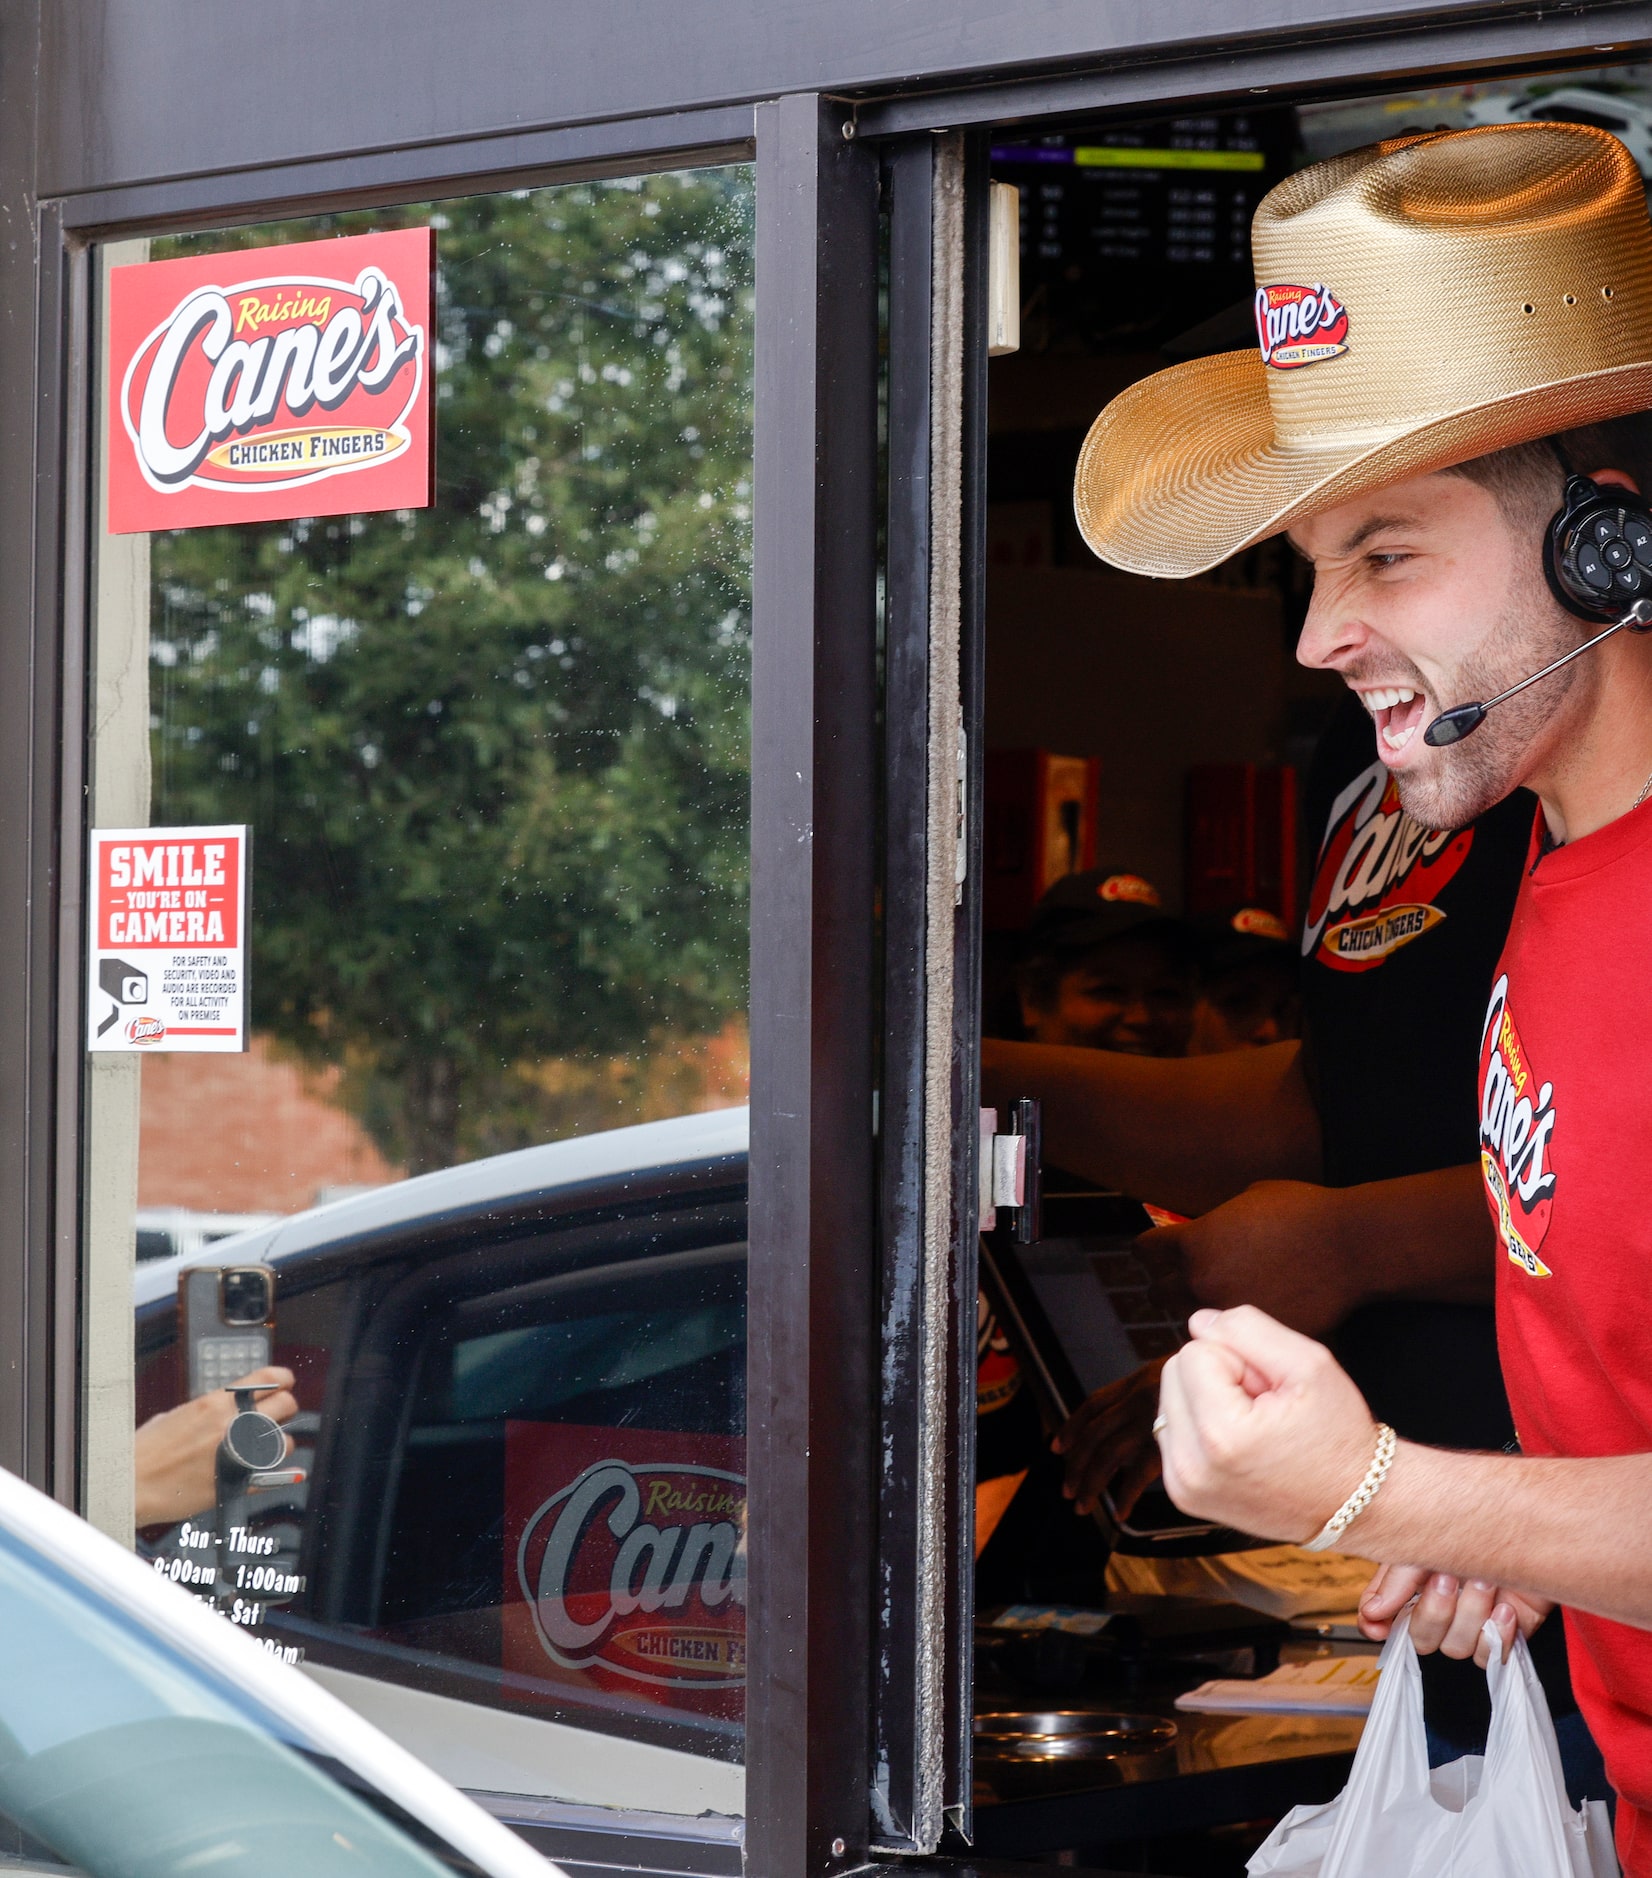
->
[1588,466,1642,496]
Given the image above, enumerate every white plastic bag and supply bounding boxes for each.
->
[1248,1607,1619,1877]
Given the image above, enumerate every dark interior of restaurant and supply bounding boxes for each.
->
[981,101,1338,1032]
[969,68,1652,1871]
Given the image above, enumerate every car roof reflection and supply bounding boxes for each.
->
[133,1106,750,1309]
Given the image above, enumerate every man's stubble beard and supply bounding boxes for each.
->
[1391,583,1584,830]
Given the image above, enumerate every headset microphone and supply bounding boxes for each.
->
[1423,473,1652,748]
[1423,602,1652,745]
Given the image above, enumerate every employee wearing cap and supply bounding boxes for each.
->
[1016,868,1198,1058]
[1003,771,1557,1767]
[1059,121,1652,1867]
[1185,905,1299,1055]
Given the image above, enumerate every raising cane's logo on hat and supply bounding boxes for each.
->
[1254,282,1350,369]
[1231,906,1289,941]
[108,228,433,534]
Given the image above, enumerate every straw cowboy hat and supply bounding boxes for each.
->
[1073,122,1652,580]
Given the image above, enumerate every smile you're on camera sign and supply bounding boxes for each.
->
[106,227,433,532]
[88,827,249,1053]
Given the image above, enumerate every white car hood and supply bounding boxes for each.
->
[0,1466,564,1878]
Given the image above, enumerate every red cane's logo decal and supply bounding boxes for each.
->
[516,1457,747,1689]
[126,1015,166,1045]
[1478,974,1557,1277]
[1231,906,1288,941]
[120,266,424,499]
[1255,283,1350,369]
[1097,873,1160,908]
[977,1292,1022,1416]
[1303,763,1469,972]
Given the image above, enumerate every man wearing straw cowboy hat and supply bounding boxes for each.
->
[1085,120,1652,1866]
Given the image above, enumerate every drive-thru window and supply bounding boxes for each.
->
[4,8,1651,1876]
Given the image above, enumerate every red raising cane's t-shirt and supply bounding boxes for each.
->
[1480,796,1652,1870]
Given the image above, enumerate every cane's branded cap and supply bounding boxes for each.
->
[1191,905,1293,975]
[1074,123,1652,578]
[1025,868,1184,953]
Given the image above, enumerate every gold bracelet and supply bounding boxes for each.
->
[1302,1423,1397,1553]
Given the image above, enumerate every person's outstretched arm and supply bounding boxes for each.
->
[1145,1161,1496,1331]
[981,1036,1322,1216]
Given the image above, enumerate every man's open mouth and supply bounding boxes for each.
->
[1359,685,1428,757]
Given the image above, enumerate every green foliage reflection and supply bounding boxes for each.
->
[148,172,752,1174]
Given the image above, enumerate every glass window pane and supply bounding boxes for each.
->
[95,165,752,1819]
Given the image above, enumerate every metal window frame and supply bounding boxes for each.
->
[5,71,898,1878]
[0,83,796,1868]
[872,127,991,1858]
[55,109,759,238]
[852,2,1652,136]
[746,91,883,1878]
[874,131,947,1855]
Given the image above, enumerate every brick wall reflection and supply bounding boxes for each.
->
[137,1034,401,1215]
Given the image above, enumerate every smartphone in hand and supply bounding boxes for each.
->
[181,1264,276,1398]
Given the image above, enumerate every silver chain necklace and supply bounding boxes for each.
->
[1548,765,1652,848]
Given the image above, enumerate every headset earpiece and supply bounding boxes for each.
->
[1545,472,1652,622]
[1428,470,1652,747]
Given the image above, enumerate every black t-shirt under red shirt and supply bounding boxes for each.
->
[1300,694,1535,1452]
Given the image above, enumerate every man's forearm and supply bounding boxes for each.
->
[981,1038,1321,1215]
[1349,1442,1652,1629]
[1330,1164,1496,1306]
[1158,1308,1652,1635]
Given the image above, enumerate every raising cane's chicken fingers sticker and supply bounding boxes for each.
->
[107,228,433,533]
[505,1423,747,1722]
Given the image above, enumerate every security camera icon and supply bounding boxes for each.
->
[100,958,149,1004]
[96,957,149,1039]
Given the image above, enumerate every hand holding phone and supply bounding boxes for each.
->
[134,1364,296,1527]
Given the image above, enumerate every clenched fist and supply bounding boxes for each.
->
[1156,1306,1379,1545]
